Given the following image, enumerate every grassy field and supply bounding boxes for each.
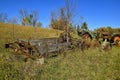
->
[0,22,120,80]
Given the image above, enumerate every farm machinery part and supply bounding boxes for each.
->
[110,34,120,46]
[5,39,40,59]
[5,32,82,60]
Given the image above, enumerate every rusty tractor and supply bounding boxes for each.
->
[77,28,120,47]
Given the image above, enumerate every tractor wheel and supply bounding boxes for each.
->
[82,32,92,40]
[111,34,120,46]
[81,32,93,48]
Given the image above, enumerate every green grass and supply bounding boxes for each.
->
[41,48,120,80]
[0,22,120,80]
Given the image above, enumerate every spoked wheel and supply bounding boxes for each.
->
[114,36,120,46]
[81,32,93,48]
[82,32,92,40]
[111,34,120,46]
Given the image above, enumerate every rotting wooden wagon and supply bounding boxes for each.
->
[5,32,77,59]
[5,31,84,61]
[5,38,70,59]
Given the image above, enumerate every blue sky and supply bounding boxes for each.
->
[0,0,120,30]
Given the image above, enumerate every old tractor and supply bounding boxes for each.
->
[77,28,120,46]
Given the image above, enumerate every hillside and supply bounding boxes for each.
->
[0,22,120,80]
[0,22,61,39]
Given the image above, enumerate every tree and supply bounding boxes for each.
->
[19,9,29,25]
[19,9,28,21]
[10,17,18,24]
[59,8,67,30]
[50,8,67,30]
[37,22,42,27]
[22,16,31,26]
[19,9,40,27]
[77,24,80,31]
[65,0,79,25]
[30,11,39,27]
[50,0,79,31]
[50,11,59,29]
[81,22,88,29]
[0,13,8,22]
[64,0,79,43]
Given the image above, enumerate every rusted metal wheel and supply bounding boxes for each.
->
[111,34,120,46]
[81,32,93,48]
[82,32,92,40]
[114,36,120,46]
